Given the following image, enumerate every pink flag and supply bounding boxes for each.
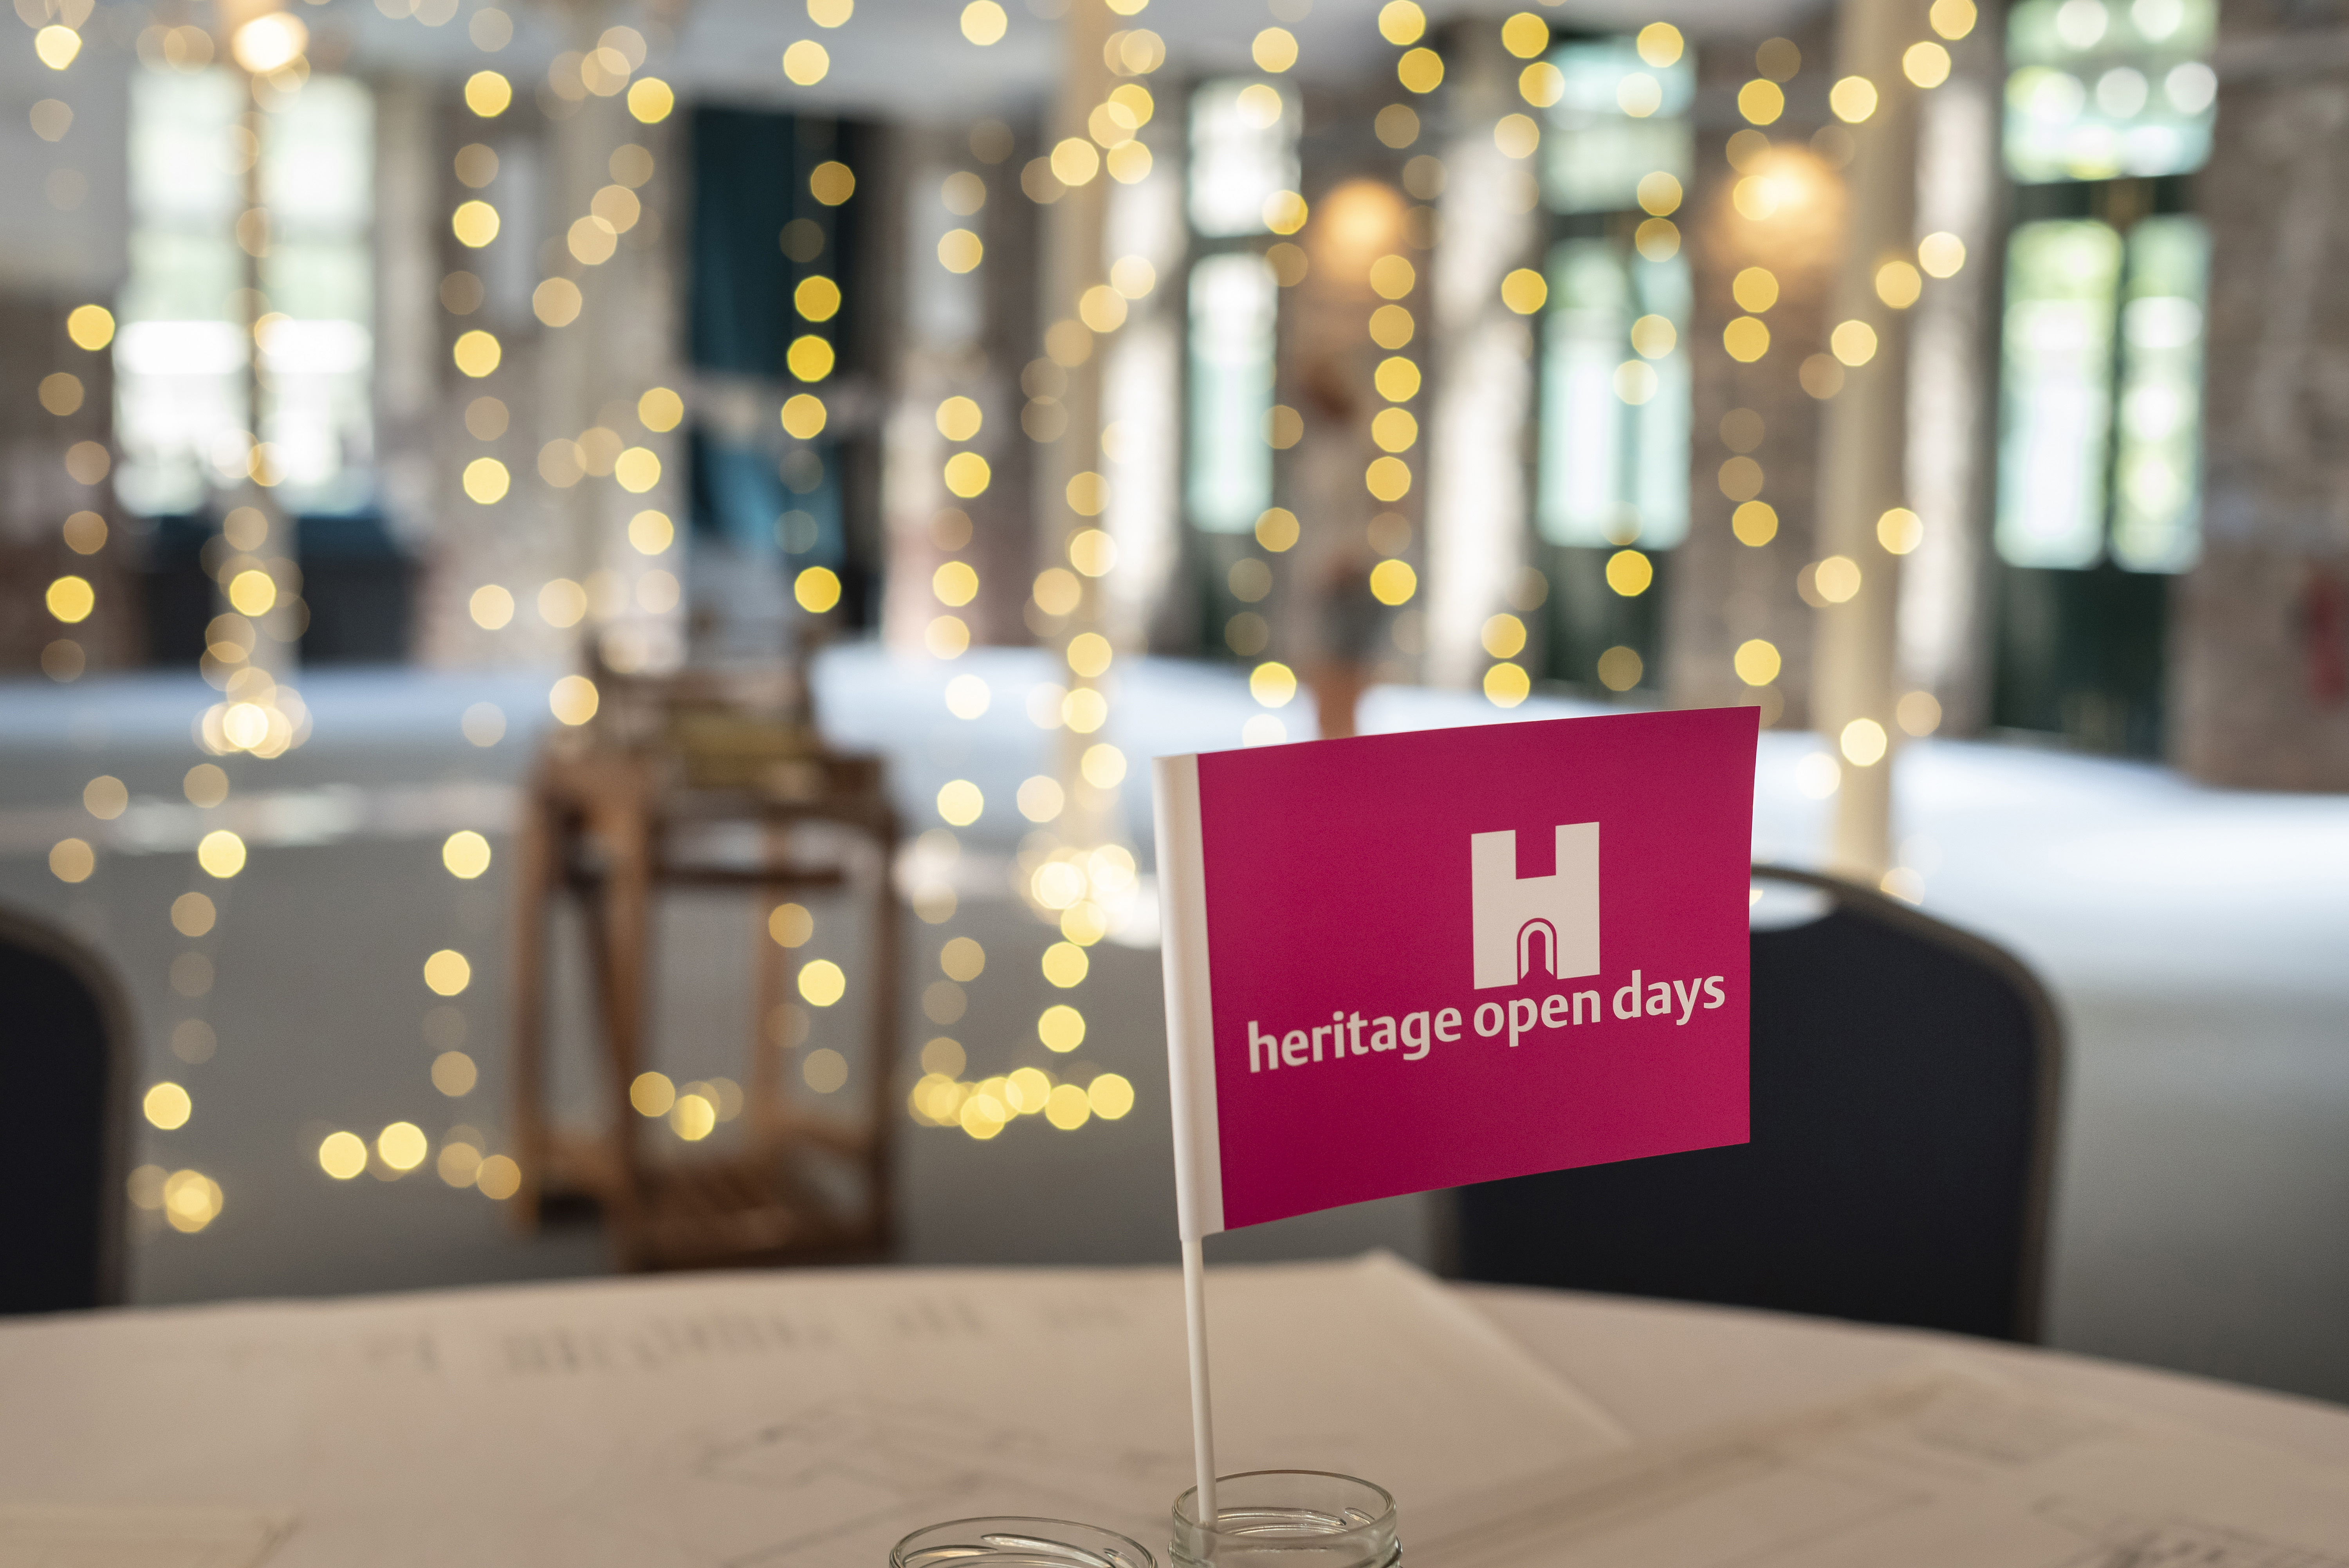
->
[1153,708,1758,1239]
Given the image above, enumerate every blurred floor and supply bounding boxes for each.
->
[0,648,2344,1406]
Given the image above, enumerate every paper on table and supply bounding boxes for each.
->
[0,1504,292,1568]
[0,1256,1625,1568]
[1406,1367,2349,1568]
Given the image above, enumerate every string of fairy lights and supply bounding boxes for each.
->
[886,0,1162,1142]
[41,1,1995,1218]
[26,0,112,686]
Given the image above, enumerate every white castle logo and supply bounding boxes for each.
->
[1469,824,1599,990]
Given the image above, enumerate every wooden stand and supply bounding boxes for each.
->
[507,729,899,1271]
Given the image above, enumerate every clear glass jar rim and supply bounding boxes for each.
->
[1171,1470,1397,1538]
[891,1516,1157,1568]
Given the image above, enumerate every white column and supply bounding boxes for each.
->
[1423,39,1539,691]
[1812,0,1925,880]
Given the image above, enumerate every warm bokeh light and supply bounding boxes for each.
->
[924,616,969,658]
[1876,259,1923,309]
[442,830,493,879]
[197,829,247,879]
[1733,501,1779,547]
[1039,1004,1086,1052]
[45,574,94,624]
[1046,1083,1092,1130]
[1080,742,1127,789]
[66,304,114,351]
[1368,559,1417,605]
[627,77,673,123]
[671,1092,718,1138]
[628,510,674,554]
[1017,775,1064,822]
[466,70,512,116]
[1088,1073,1135,1120]
[1898,690,1945,736]
[76,776,124,823]
[319,1131,368,1180]
[1250,661,1297,707]
[469,585,515,630]
[35,25,81,70]
[783,39,830,84]
[1816,555,1863,603]
[1254,507,1300,552]
[1597,646,1645,692]
[796,567,842,612]
[1831,320,1879,366]
[781,393,828,439]
[960,0,1006,45]
[476,1156,521,1200]
[1841,718,1889,767]
[1739,80,1785,125]
[432,1052,478,1096]
[163,890,215,939]
[630,1071,676,1116]
[1735,639,1782,686]
[1378,0,1425,44]
[549,675,600,725]
[1903,41,1951,88]
[936,779,984,826]
[1606,550,1654,597]
[1831,75,1878,123]
[799,959,847,1006]
[452,200,501,248]
[144,1081,192,1130]
[1930,0,1977,39]
[1483,664,1531,707]
[1042,942,1090,989]
[942,451,991,498]
[453,329,502,377]
[423,949,472,997]
[1878,507,1925,554]
[1066,631,1113,678]
[944,673,991,719]
[768,902,814,948]
[1919,232,1967,278]
[462,457,510,504]
[378,1122,428,1172]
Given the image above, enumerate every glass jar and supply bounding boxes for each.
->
[1169,1471,1400,1568]
[892,1517,1157,1568]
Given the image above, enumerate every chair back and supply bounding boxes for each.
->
[0,906,131,1312]
[1453,866,2062,1342]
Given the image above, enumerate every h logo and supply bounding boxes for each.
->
[1470,824,1599,990]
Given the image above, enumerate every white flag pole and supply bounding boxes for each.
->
[1157,755,1223,1532]
[1182,1236,1217,1529]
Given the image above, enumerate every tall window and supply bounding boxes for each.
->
[116,70,373,517]
[1994,0,2214,574]
[1184,79,1294,538]
[1995,213,2205,572]
[1185,253,1276,535]
[1537,241,1690,550]
[1990,0,2215,752]
[1530,36,1694,690]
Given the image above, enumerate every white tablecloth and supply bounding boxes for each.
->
[3,1258,2344,1568]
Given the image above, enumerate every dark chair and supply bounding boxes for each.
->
[1452,866,2063,1342]
[0,906,132,1312]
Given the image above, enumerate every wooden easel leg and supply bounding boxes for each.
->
[596,781,657,1270]
[507,779,559,1231]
